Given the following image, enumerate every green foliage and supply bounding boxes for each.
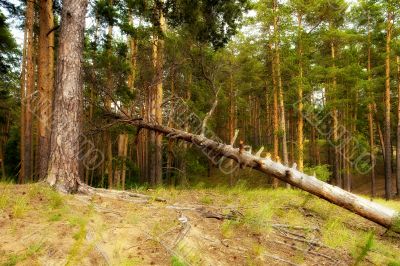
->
[171,255,187,266]
[392,213,400,233]
[354,231,374,265]
[12,196,28,218]
[165,0,251,48]
[2,242,43,266]
[304,164,331,182]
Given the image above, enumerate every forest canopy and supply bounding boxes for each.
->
[1,0,400,200]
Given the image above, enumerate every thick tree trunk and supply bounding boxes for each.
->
[38,0,55,179]
[115,117,400,233]
[46,0,88,193]
[384,12,393,200]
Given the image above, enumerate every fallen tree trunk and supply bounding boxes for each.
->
[117,117,400,233]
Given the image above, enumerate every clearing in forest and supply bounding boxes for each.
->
[0,183,399,266]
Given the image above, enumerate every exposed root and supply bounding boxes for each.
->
[266,239,337,263]
[263,252,300,266]
[86,228,111,265]
[77,184,167,203]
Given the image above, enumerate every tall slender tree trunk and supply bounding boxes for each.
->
[384,11,393,200]
[396,55,400,196]
[149,1,166,186]
[46,0,88,192]
[273,0,289,187]
[105,2,114,188]
[228,71,236,186]
[155,12,165,186]
[271,51,279,188]
[180,72,192,185]
[38,0,55,179]
[297,13,304,172]
[330,31,341,188]
[22,0,36,183]
[366,15,376,197]
[19,15,28,183]
[115,15,137,190]
[166,68,175,185]
[270,2,280,188]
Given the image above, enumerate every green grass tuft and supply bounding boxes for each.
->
[171,255,187,266]
[199,195,213,205]
[12,196,28,218]
[2,242,43,266]
[391,213,400,233]
[354,231,374,265]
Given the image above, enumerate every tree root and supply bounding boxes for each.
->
[266,239,337,263]
[77,184,167,203]
[263,252,300,266]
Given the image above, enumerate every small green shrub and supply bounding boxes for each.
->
[304,164,331,182]
[354,231,374,265]
[199,195,213,205]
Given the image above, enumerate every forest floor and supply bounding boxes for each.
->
[0,183,400,266]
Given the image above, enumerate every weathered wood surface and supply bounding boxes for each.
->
[118,117,400,233]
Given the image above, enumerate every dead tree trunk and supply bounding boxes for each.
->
[115,117,400,233]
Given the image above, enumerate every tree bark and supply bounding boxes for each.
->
[19,14,28,184]
[166,67,175,185]
[384,11,393,200]
[115,116,400,233]
[20,0,35,183]
[273,0,289,188]
[396,55,400,196]
[297,13,304,172]
[46,0,88,193]
[331,34,340,188]
[105,2,114,188]
[38,0,55,179]
[115,15,137,190]
[149,0,166,186]
[271,36,279,188]
[228,71,236,186]
[367,15,376,198]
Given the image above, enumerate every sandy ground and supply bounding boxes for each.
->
[0,184,399,266]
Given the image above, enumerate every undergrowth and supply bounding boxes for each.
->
[1,182,400,265]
